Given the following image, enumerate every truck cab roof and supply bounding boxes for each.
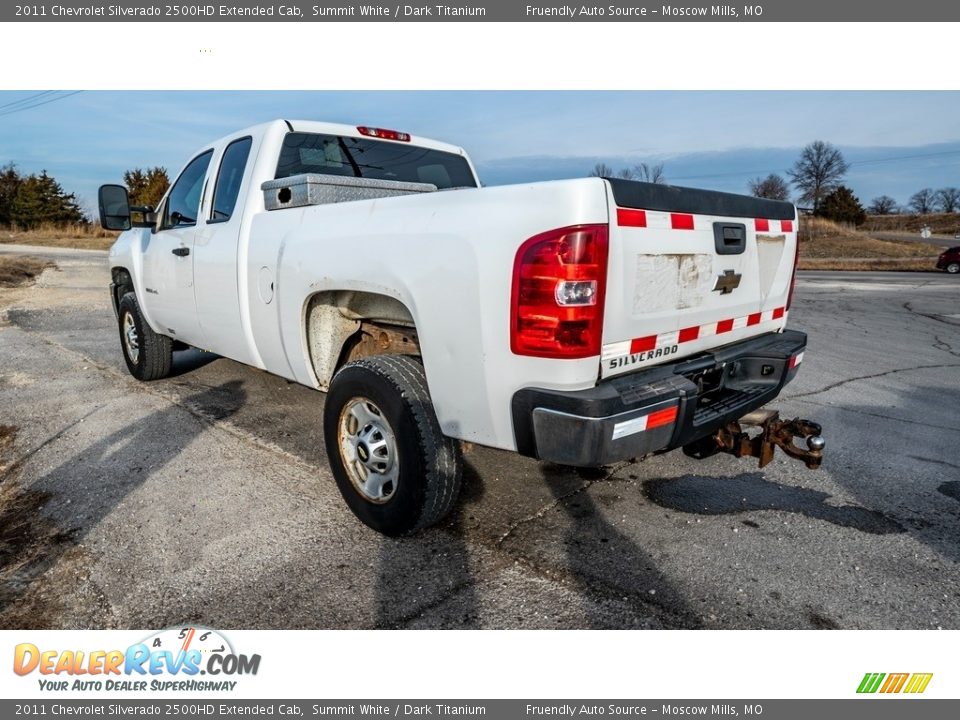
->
[210,119,470,159]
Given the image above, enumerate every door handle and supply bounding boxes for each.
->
[172,247,190,257]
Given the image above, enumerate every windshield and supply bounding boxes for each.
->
[275,132,477,190]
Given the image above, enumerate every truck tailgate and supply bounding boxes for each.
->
[600,179,798,379]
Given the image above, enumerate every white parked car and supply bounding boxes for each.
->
[100,119,822,535]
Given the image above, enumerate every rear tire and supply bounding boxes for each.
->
[117,292,173,381]
[946,262,960,274]
[323,355,462,536]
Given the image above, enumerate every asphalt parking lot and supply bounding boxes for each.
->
[1,245,959,630]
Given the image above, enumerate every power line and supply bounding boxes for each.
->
[0,90,59,112]
[0,90,84,119]
[848,148,960,167]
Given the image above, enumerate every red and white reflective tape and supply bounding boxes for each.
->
[755,218,794,233]
[615,209,796,234]
[601,306,787,361]
[611,405,679,441]
[615,209,696,230]
[789,351,804,369]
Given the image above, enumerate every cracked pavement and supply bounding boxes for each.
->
[1,248,959,630]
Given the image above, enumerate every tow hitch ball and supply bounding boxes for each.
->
[695,409,825,470]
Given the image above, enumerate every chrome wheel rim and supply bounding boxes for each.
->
[122,311,140,363]
[338,397,399,504]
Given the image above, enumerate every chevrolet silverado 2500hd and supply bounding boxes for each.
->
[99,119,824,535]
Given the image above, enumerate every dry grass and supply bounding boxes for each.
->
[0,223,117,251]
[862,213,960,235]
[798,216,942,260]
[799,258,938,272]
[0,256,56,288]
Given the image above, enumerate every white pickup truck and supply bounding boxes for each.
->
[99,119,823,535]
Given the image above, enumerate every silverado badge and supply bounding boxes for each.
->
[713,269,742,295]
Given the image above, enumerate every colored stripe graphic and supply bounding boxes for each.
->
[904,673,933,694]
[856,672,932,694]
[857,673,886,693]
[880,673,908,693]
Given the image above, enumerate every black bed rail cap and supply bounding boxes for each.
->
[605,177,796,221]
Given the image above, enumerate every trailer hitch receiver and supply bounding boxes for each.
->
[699,409,825,470]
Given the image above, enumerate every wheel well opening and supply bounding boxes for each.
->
[305,290,421,390]
[111,267,134,310]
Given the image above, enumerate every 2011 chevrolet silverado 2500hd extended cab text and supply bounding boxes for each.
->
[99,119,824,536]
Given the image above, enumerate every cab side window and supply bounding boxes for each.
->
[162,150,213,229]
[210,137,252,223]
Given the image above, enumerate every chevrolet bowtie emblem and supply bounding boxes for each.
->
[713,269,742,294]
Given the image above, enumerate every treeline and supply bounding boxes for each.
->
[589,140,958,226]
[748,141,959,224]
[0,164,170,230]
[0,164,85,229]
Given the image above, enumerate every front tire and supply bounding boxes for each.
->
[946,262,960,274]
[117,292,173,381]
[323,355,462,536]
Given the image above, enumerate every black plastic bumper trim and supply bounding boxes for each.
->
[512,329,807,467]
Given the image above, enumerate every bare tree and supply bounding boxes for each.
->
[631,162,666,184]
[589,162,665,184]
[936,187,960,213]
[787,141,850,212]
[909,188,937,214]
[868,195,899,215]
[748,174,790,200]
[590,163,615,178]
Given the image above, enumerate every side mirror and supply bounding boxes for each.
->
[98,184,132,231]
[98,185,157,231]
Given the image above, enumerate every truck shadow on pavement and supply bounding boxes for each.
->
[940,482,960,503]
[0,380,246,628]
[169,348,220,378]
[538,465,702,629]
[373,460,485,629]
[644,472,905,535]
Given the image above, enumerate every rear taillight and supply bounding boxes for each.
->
[786,223,800,310]
[511,224,609,358]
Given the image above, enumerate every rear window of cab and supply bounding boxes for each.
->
[275,132,477,190]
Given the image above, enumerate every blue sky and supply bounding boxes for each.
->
[1,91,958,214]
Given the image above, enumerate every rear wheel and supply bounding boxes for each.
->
[323,355,462,536]
[946,262,960,274]
[117,292,173,381]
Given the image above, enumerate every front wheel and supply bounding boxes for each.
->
[946,262,960,274]
[117,292,173,381]
[323,355,462,536]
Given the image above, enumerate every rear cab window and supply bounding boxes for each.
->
[275,132,477,189]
